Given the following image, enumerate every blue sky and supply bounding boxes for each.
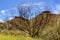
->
[0,0,60,22]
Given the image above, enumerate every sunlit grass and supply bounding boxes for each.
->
[0,34,33,40]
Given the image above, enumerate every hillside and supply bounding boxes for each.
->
[0,11,60,40]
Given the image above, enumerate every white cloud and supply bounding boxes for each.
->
[0,20,4,23]
[21,4,30,6]
[6,7,17,11]
[20,2,45,7]
[1,10,6,15]
[8,17,13,20]
[12,7,17,9]
[53,10,59,14]
[33,2,43,6]
[1,10,5,13]
[56,5,60,10]
[53,4,60,14]
[0,7,17,16]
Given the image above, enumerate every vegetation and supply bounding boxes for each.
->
[0,11,60,40]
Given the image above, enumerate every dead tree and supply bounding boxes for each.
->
[17,4,51,37]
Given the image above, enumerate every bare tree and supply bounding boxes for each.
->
[18,5,32,19]
[17,4,51,37]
